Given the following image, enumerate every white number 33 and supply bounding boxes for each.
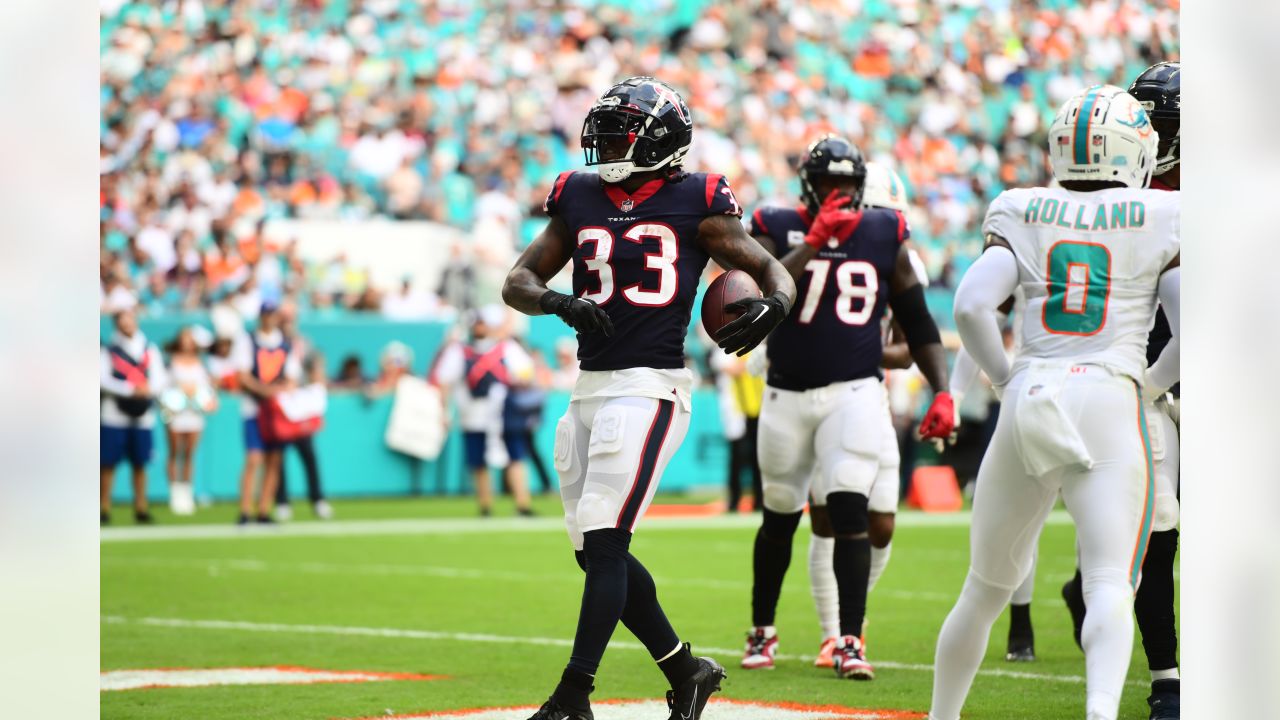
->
[720,186,740,215]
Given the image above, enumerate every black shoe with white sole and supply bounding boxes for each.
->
[526,697,592,720]
[665,654,726,720]
[1004,636,1036,662]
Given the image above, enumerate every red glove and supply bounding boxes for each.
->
[804,190,862,249]
[918,391,956,440]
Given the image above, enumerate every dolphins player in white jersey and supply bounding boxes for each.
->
[929,85,1180,720]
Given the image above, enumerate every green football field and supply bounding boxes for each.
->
[101,496,1175,719]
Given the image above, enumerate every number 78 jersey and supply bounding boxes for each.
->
[984,186,1180,382]
[748,205,907,391]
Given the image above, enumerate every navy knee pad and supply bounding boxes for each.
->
[827,491,869,536]
[761,508,803,542]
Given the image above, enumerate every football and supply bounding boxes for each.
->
[701,269,763,340]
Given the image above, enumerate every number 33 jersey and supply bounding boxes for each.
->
[984,186,1180,382]
[748,205,907,391]
[544,170,742,372]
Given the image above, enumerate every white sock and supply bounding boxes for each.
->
[1080,568,1134,720]
[657,641,683,663]
[868,542,892,593]
[930,570,1014,720]
[808,535,839,639]
[1011,550,1036,605]
[1151,667,1179,682]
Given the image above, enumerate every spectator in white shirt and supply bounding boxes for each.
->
[100,309,167,524]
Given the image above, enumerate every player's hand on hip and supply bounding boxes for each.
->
[918,391,956,440]
[804,190,863,249]
[540,291,615,337]
[716,294,788,356]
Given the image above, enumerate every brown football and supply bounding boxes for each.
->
[701,269,763,340]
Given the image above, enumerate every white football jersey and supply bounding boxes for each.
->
[983,186,1179,382]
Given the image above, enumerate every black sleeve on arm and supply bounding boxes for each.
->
[888,283,941,351]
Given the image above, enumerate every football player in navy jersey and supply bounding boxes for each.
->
[502,77,795,720]
[739,136,955,680]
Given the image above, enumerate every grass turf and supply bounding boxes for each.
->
[101,500,1173,719]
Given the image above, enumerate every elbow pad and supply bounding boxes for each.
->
[889,284,941,351]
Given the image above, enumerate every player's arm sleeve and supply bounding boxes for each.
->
[541,171,574,217]
[1146,267,1180,397]
[100,348,133,397]
[705,174,744,218]
[953,245,1019,387]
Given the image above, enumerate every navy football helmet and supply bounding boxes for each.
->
[581,77,693,183]
[798,135,867,213]
[1129,61,1180,175]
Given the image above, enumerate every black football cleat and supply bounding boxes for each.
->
[1061,577,1086,651]
[134,510,154,525]
[666,653,726,720]
[527,697,593,720]
[1004,636,1036,662]
[1147,679,1180,720]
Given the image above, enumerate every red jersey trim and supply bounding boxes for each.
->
[705,174,724,208]
[551,172,574,203]
[751,208,770,236]
[603,177,666,212]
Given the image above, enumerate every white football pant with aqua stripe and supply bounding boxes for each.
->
[930,363,1156,720]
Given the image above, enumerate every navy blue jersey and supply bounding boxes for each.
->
[545,170,742,371]
[749,204,907,391]
[1146,177,1179,397]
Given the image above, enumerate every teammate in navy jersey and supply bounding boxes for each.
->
[502,76,795,720]
[1059,61,1182,720]
[739,136,955,679]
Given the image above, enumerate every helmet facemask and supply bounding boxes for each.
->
[1152,116,1180,175]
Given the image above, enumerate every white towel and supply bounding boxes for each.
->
[1012,361,1095,477]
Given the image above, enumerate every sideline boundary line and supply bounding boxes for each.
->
[101,510,1074,544]
[103,615,1142,688]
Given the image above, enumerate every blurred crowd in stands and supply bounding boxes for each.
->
[100,0,1179,318]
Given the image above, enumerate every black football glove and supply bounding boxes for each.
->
[716,293,789,356]
[539,290,615,337]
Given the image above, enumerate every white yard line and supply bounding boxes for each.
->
[100,510,1075,544]
[103,555,976,604]
[103,615,1142,688]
